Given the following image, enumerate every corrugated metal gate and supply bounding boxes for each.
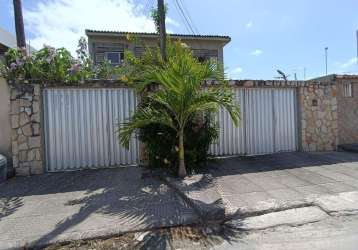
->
[43,88,139,172]
[43,87,297,172]
[210,88,297,156]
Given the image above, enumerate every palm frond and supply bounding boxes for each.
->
[118,105,176,148]
[118,40,240,151]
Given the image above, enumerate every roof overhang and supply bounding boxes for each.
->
[310,74,358,82]
[85,29,231,46]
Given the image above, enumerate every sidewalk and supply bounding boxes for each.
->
[2,151,358,249]
[0,167,198,249]
[167,151,358,218]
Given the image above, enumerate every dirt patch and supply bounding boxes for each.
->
[42,224,241,250]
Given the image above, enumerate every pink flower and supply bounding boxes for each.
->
[15,58,23,66]
[10,63,17,71]
[69,63,81,74]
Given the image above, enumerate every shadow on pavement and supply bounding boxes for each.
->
[0,196,23,220]
[208,151,358,178]
[30,167,195,247]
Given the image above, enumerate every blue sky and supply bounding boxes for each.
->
[1,0,358,79]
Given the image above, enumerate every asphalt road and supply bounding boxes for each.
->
[214,214,358,250]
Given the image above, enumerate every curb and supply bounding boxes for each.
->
[159,175,226,224]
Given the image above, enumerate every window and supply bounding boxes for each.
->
[343,82,353,97]
[197,56,206,63]
[105,51,124,65]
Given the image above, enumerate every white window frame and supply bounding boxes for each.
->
[104,51,124,65]
[343,82,353,97]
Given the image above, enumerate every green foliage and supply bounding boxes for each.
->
[139,113,218,174]
[94,59,114,79]
[150,4,168,33]
[118,40,240,176]
[0,37,104,83]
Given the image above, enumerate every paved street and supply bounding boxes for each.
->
[214,214,358,250]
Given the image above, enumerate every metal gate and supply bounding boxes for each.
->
[210,88,297,156]
[43,88,139,172]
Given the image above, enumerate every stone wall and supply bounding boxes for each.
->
[299,83,338,151]
[10,84,43,176]
[337,80,358,145]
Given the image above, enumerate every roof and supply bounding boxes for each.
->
[0,27,36,53]
[0,28,17,49]
[85,29,231,44]
[310,74,358,82]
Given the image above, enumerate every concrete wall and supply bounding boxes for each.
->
[0,77,11,159]
[299,83,338,151]
[337,80,358,145]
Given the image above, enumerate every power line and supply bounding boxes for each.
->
[177,0,199,34]
[173,0,196,34]
[176,0,196,34]
[172,0,191,33]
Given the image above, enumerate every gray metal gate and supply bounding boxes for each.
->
[210,88,297,156]
[43,88,139,172]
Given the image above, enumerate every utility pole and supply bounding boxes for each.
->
[158,0,166,61]
[325,47,328,75]
[13,0,26,50]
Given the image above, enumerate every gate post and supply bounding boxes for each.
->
[9,83,44,176]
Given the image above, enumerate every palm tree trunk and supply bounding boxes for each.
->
[178,129,187,178]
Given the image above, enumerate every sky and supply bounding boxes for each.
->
[1,0,358,80]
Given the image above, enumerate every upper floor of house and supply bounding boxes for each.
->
[85,29,231,66]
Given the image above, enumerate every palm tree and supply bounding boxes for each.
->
[119,41,239,177]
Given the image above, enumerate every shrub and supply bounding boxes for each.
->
[139,113,218,175]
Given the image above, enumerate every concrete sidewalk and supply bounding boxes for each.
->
[169,151,358,217]
[0,167,198,249]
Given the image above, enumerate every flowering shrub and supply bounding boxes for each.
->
[0,37,122,83]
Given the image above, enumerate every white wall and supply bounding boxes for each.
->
[0,77,11,158]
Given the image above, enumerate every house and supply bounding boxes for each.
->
[85,29,231,66]
[0,28,17,59]
[0,28,35,60]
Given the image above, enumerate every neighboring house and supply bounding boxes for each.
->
[85,29,231,66]
[0,28,35,60]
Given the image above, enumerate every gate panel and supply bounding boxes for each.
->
[245,88,274,155]
[274,89,297,152]
[209,88,245,155]
[209,87,297,156]
[107,88,139,165]
[44,88,138,172]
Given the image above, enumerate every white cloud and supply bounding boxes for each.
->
[166,17,180,28]
[245,21,253,29]
[24,0,161,55]
[251,49,263,56]
[340,57,357,68]
[228,67,243,79]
